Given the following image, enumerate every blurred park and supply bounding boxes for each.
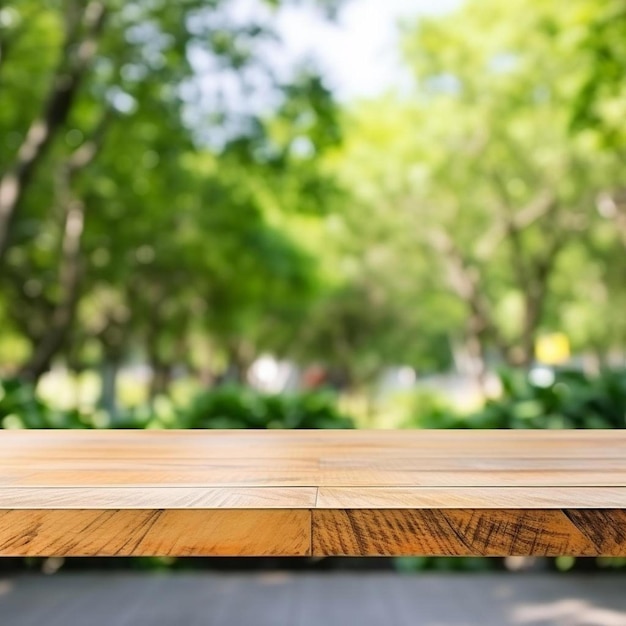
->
[1,0,626,610]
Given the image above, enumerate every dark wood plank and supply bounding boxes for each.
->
[312,509,626,556]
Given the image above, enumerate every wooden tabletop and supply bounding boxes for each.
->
[1,430,625,557]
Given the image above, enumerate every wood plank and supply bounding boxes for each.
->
[0,487,317,509]
[5,457,626,470]
[317,469,626,487]
[1,428,624,454]
[0,509,311,556]
[5,469,625,488]
[4,467,626,488]
[0,468,319,487]
[317,487,626,509]
[1,430,626,557]
[312,509,626,556]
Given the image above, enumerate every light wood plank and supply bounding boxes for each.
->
[318,469,626,487]
[1,428,624,456]
[5,457,626,470]
[0,468,319,487]
[0,487,317,509]
[317,487,626,509]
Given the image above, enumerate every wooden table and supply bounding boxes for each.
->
[1,430,625,557]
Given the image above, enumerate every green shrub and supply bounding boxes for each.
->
[179,385,354,429]
[409,368,626,430]
[0,378,91,429]
[395,556,499,572]
[0,378,354,430]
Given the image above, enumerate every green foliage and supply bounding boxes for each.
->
[0,0,343,384]
[408,370,626,429]
[409,368,626,430]
[395,556,499,573]
[0,378,92,429]
[2,0,625,394]
[569,0,626,144]
[324,0,626,376]
[0,378,353,430]
[180,385,354,429]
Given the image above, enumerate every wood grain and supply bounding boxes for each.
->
[312,509,626,556]
[0,487,317,509]
[317,487,626,509]
[0,509,311,556]
[318,469,626,487]
[0,468,320,487]
[1,430,625,557]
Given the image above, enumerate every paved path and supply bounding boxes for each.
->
[0,572,625,626]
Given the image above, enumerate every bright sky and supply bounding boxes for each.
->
[189,0,463,144]
[276,0,463,100]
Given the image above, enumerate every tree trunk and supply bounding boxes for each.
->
[222,340,255,385]
[16,114,108,383]
[148,362,171,405]
[18,200,85,382]
[99,358,119,420]
[513,238,562,367]
[0,0,106,261]
[430,231,501,394]
[0,29,8,77]
[97,317,129,423]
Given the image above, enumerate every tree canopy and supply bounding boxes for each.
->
[0,0,624,404]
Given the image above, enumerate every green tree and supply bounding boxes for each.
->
[0,0,342,398]
[314,0,626,388]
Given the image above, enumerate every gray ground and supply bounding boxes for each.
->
[0,572,625,626]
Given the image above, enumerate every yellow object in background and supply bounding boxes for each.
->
[535,333,571,365]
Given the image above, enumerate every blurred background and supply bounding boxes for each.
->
[0,0,626,622]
